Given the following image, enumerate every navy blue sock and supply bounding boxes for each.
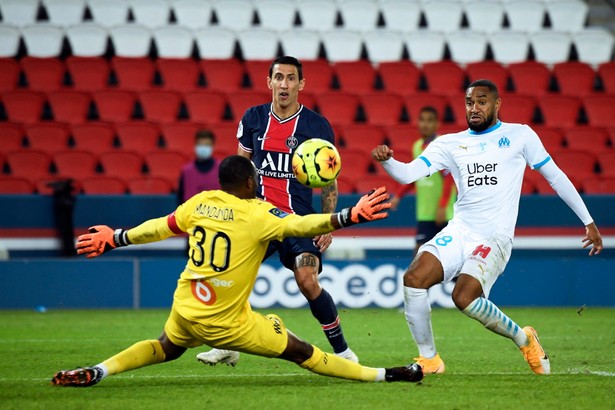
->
[308,289,348,353]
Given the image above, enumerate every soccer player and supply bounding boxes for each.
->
[51,156,423,387]
[389,106,456,255]
[371,80,603,375]
[198,56,358,365]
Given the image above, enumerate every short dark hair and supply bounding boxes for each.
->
[195,129,215,143]
[269,56,303,80]
[218,155,255,189]
[467,79,499,98]
[420,106,439,119]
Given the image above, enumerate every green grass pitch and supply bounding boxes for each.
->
[1,307,613,409]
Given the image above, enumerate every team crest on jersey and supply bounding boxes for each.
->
[498,137,510,148]
[269,208,289,218]
[285,136,298,149]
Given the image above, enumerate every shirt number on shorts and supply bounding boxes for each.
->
[435,235,453,246]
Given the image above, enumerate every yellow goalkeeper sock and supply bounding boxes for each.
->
[299,345,385,382]
[99,340,166,377]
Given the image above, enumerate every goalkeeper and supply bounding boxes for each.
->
[51,155,423,387]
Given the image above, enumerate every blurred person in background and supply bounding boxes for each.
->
[177,130,220,204]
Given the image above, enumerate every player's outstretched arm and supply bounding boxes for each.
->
[371,145,430,185]
[582,222,603,256]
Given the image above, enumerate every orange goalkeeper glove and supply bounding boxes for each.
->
[75,225,130,258]
[337,186,391,227]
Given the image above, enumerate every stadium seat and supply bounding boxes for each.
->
[422,61,465,96]
[25,122,70,154]
[21,57,65,91]
[156,59,199,92]
[172,0,212,30]
[1,90,45,124]
[88,0,130,27]
[508,62,551,96]
[200,59,244,91]
[553,62,596,96]
[0,123,24,152]
[66,57,110,91]
[531,32,573,66]
[583,95,615,128]
[497,95,537,125]
[0,0,38,27]
[183,90,226,124]
[466,62,509,93]
[334,61,377,94]
[582,176,615,194]
[405,32,446,64]
[0,59,19,91]
[109,25,152,58]
[244,60,273,92]
[355,175,399,194]
[115,122,161,152]
[338,0,379,32]
[335,176,355,194]
[153,27,194,59]
[138,90,182,123]
[360,93,404,127]
[296,0,338,32]
[520,178,536,195]
[446,31,489,65]
[341,124,387,152]
[532,126,565,153]
[81,176,127,194]
[598,63,615,95]
[130,0,170,29]
[0,176,35,194]
[279,30,321,61]
[489,32,530,65]
[128,176,173,195]
[380,1,421,33]
[0,25,20,57]
[598,152,615,177]
[404,94,447,125]
[505,1,546,32]
[315,92,360,127]
[54,150,98,179]
[213,0,255,31]
[71,122,116,155]
[145,151,188,188]
[301,60,334,93]
[539,95,581,128]
[99,151,144,179]
[5,150,52,183]
[364,31,405,64]
[551,149,597,180]
[321,31,363,63]
[299,92,316,110]
[337,149,372,177]
[93,90,137,122]
[573,28,615,67]
[565,127,609,156]
[378,61,420,96]
[255,0,296,31]
[384,124,416,150]
[422,1,464,32]
[47,90,91,123]
[238,29,280,61]
[227,91,270,120]
[546,0,588,32]
[464,1,505,32]
[66,24,108,57]
[21,24,64,58]
[43,0,86,27]
[209,123,241,153]
[194,28,236,60]
[111,57,155,91]
[161,122,200,154]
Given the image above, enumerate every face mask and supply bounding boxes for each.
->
[195,145,213,160]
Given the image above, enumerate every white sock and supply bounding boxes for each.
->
[374,368,386,382]
[463,297,528,347]
[95,363,109,379]
[403,286,437,359]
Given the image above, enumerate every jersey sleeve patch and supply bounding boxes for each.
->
[268,208,290,218]
[533,156,551,169]
[418,155,432,167]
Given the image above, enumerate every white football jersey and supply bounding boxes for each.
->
[419,121,550,239]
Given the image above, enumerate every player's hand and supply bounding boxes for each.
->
[582,222,603,256]
[371,145,394,162]
[76,225,121,258]
[348,186,391,225]
[313,233,333,252]
[390,195,400,211]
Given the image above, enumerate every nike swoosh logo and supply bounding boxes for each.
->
[257,135,268,141]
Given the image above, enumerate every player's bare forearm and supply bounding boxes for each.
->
[320,182,338,213]
[127,216,178,244]
[582,222,603,256]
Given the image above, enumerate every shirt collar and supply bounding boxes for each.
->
[468,120,502,135]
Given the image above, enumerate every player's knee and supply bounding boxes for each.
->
[295,270,321,299]
[403,269,430,289]
[451,287,474,311]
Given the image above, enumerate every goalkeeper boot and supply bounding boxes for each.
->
[51,366,103,387]
[413,353,445,374]
[196,349,240,367]
[335,347,359,363]
[520,326,550,375]
[385,364,424,382]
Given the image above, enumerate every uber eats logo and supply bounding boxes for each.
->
[467,162,498,187]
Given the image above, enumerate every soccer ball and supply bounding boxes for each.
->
[292,138,342,188]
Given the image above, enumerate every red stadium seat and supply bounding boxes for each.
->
[532,126,564,153]
[5,150,52,183]
[583,95,615,127]
[299,91,316,110]
[404,94,447,124]
[508,61,551,96]
[244,60,272,93]
[115,122,161,152]
[0,59,20,92]
[438,124,465,135]
[99,151,144,179]
[341,124,386,152]
[157,59,200,91]
[354,175,399,194]
[81,176,127,194]
[553,62,596,96]
[111,57,155,91]
[538,95,581,128]
[25,122,71,154]
[301,60,334,93]
[0,123,24,153]
[551,149,597,180]
[565,127,609,156]
[582,176,615,194]
[0,176,35,194]
[334,61,378,94]
[227,91,270,120]
[138,90,182,123]
[315,92,360,127]
[521,178,536,195]
[54,150,98,179]
[598,62,615,95]
[128,176,173,194]
[184,90,227,123]
[47,90,91,123]
[422,61,465,96]
[360,93,404,126]
[337,150,372,179]
[209,122,241,153]
[21,57,65,91]
[385,124,418,150]
[466,61,509,93]
[161,122,200,155]
[335,176,355,194]
[35,177,82,196]
[598,151,615,177]
[378,61,420,96]
[93,90,137,122]
[145,150,188,189]
[66,57,110,91]
[200,59,244,92]
[1,90,45,124]
[71,123,116,155]
[498,94,537,124]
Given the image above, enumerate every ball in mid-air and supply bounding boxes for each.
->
[292,138,341,188]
